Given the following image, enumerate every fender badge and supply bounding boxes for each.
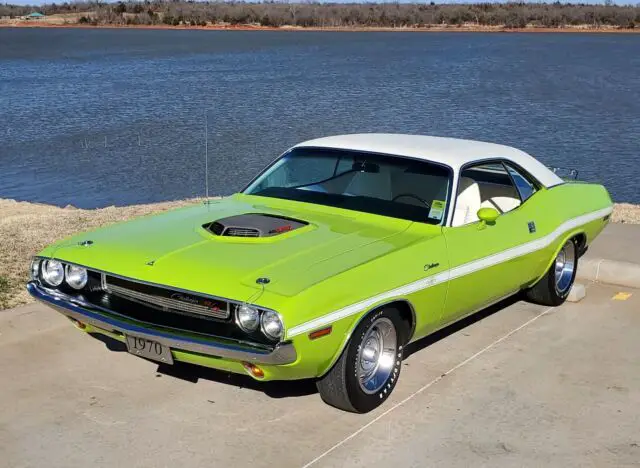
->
[146,260,156,266]
[78,240,93,247]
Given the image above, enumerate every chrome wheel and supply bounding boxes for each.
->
[356,317,398,394]
[554,241,576,295]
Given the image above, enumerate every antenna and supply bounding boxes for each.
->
[204,110,209,201]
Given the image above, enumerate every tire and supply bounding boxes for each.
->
[526,238,578,306]
[316,307,408,413]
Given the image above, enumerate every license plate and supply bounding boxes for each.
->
[125,335,174,365]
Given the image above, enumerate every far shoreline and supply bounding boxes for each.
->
[2,22,639,34]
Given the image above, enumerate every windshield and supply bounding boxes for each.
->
[243,147,452,224]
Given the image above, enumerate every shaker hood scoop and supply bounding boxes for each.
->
[204,213,308,238]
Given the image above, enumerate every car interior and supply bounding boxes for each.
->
[299,161,449,208]
[249,152,453,224]
[452,162,532,227]
[248,150,536,226]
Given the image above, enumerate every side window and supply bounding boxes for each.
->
[452,162,521,227]
[505,164,537,202]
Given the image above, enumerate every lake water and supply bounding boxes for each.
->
[1,28,639,207]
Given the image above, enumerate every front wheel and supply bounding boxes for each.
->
[526,238,578,306]
[316,307,407,413]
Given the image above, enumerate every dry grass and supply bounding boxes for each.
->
[1,198,638,310]
[0,198,201,309]
[611,203,640,224]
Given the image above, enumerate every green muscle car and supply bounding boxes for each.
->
[28,134,612,413]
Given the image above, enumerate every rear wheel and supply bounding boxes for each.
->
[316,307,407,413]
[526,238,578,306]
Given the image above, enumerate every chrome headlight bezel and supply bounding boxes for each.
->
[30,258,41,281]
[41,259,65,287]
[235,304,260,333]
[260,310,284,341]
[65,264,88,290]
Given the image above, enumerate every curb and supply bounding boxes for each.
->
[577,258,640,290]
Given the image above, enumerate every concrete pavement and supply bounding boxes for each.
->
[1,282,638,467]
[583,223,640,266]
[578,223,640,288]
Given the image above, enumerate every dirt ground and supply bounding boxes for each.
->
[0,198,638,309]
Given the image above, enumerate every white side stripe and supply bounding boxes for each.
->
[286,206,612,338]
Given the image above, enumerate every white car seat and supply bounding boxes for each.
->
[452,177,482,227]
[478,183,521,213]
[480,196,521,213]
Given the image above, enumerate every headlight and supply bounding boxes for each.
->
[236,304,260,332]
[41,259,64,287]
[30,258,41,280]
[65,265,88,290]
[261,310,284,340]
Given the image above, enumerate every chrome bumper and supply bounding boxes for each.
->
[27,282,297,365]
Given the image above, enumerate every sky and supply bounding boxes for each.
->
[6,0,637,6]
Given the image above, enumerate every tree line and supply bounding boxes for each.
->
[2,2,639,29]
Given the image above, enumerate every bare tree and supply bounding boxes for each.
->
[1,1,637,30]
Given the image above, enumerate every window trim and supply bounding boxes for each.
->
[502,161,540,202]
[242,146,455,226]
[449,158,543,228]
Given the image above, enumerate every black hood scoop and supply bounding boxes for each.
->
[204,214,308,238]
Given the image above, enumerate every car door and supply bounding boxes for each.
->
[440,161,544,323]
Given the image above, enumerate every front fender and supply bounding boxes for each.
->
[301,299,416,379]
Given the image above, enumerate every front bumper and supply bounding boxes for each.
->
[27,282,297,367]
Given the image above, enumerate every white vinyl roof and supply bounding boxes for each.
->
[295,134,564,188]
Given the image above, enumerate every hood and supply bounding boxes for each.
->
[42,194,421,299]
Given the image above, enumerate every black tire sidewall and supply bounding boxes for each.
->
[343,308,407,413]
[550,239,578,302]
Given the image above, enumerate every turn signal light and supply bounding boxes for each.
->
[242,362,265,379]
[309,326,332,340]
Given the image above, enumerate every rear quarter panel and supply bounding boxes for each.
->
[529,181,613,282]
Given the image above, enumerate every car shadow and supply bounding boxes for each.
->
[403,293,522,359]
[88,293,523,400]
[89,332,317,398]
[90,333,128,352]
[155,361,319,398]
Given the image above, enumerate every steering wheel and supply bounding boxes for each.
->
[392,193,431,209]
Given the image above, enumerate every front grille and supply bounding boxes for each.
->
[52,270,276,345]
[104,275,230,320]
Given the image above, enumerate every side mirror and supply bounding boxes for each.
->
[477,207,499,226]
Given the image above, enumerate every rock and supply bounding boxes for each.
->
[567,283,586,303]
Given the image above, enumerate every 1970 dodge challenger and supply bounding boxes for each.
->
[28,134,612,413]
